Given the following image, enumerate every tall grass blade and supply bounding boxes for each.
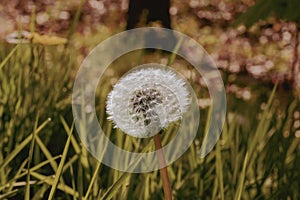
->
[0,156,60,192]
[84,161,101,200]
[0,189,19,199]
[167,36,183,66]
[35,135,58,171]
[199,104,213,158]
[216,141,224,200]
[0,118,51,171]
[60,116,81,154]
[0,44,19,70]
[100,141,153,200]
[25,113,39,200]
[68,0,85,39]
[48,121,74,200]
[30,172,78,197]
[69,163,77,200]
[6,158,28,192]
[234,152,249,200]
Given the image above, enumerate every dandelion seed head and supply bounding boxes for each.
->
[106,67,191,138]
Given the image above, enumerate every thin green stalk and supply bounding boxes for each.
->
[25,113,39,200]
[0,44,19,70]
[48,123,74,200]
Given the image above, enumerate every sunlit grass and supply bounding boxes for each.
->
[0,29,299,200]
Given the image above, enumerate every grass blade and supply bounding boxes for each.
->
[0,189,19,199]
[100,141,153,200]
[0,118,51,171]
[234,152,249,200]
[69,163,77,200]
[84,161,101,200]
[68,0,85,39]
[60,116,81,154]
[167,36,183,66]
[6,158,28,192]
[0,156,61,192]
[0,44,19,70]
[35,135,58,171]
[215,141,224,200]
[30,172,78,197]
[25,113,39,200]
[47,122,74,200]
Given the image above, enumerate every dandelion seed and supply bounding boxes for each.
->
[6,31,31,44]
[106,67,191,138]
[5,31,67,45]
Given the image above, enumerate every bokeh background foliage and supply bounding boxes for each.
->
[0,0,300,199]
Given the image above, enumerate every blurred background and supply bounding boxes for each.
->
[0,0,299,199]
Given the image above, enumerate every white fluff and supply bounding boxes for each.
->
[106,68,191,138]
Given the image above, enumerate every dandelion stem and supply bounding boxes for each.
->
[153,134,172,200]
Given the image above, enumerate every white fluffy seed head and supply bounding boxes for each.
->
[106,67,191,138]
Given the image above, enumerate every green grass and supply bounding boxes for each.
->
[0,30,299,200]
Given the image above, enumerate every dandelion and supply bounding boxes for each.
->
[106,66,191,200]
[106,67,191,138]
